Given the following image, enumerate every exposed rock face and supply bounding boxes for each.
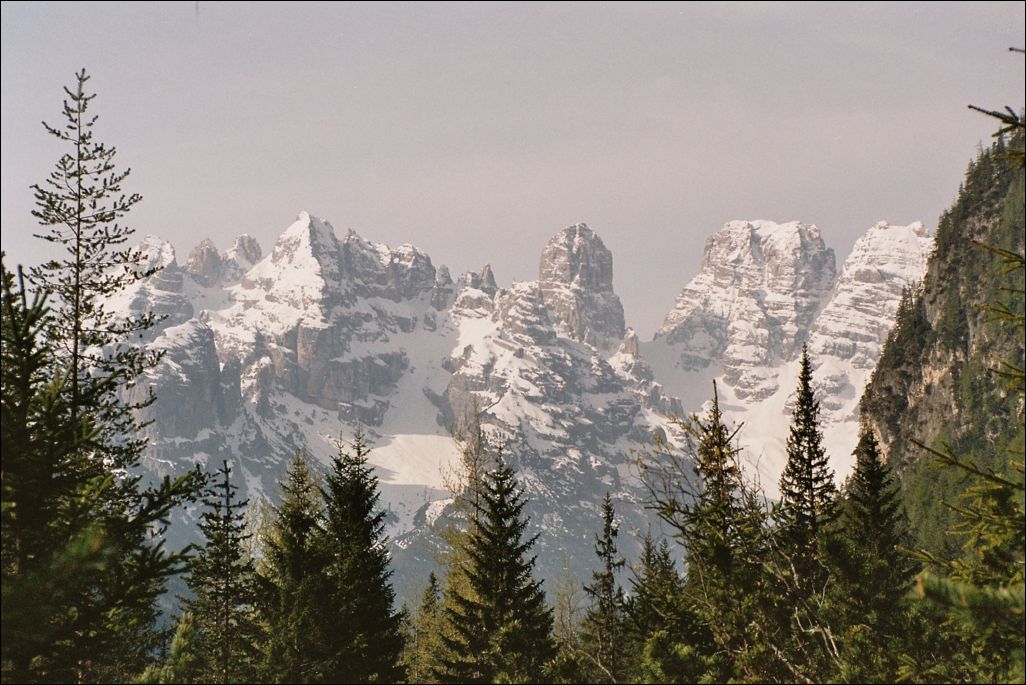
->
[186,239,223,286]
[221,234,262,281]
[647,219,930,490]
[117,211,929,599]
[538,223,626,348]
[655,220,836,399]
[120,214,677,599]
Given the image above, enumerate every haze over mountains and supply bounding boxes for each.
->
[117,212,931,591]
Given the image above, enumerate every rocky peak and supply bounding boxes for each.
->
[538,222,615,292]
[619,327,640,357]
[655,220,836,381]
[186,238,223,286]
[225,234,262,266]
[221,234,263,282]
[137,235,178,273]
[808,221,933,371]
[459,264,498,295]
[537,223,625,347]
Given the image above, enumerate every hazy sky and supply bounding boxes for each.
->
[2,2,1024,336]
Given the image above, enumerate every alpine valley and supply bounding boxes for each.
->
[116,213,931,596]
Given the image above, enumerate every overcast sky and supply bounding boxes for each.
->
[2,1,1023,336]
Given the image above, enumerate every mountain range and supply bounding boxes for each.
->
[115,212,931,595]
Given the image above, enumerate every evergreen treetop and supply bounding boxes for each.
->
[436,455,555,684]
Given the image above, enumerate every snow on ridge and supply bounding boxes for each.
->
[648,218,931,490]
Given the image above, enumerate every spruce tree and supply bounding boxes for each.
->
[315,431,405,683]
[403,572,445,683]
[647,382,775,682]
[1,259,111,682]
[764,347,841,681]
[258,450,329,683]
[774,345,837,590]
[578,493,627,684]
[2,69,202,681]
[181,460,262,684]
[436,456,555,684]
[28,68,158,468]
[625,534,710,684]
[832,429,916,682]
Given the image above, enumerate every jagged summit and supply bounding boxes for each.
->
[116,211,931,596]
[537,222,625,347]
[654,219,836,392]
[646,218,930,491]
[538,222,615,292]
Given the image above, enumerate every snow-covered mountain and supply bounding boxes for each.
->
[119,214,682,596]
[646,219,933,493]
[117,213,931,595]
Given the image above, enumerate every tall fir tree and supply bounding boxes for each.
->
[766,346,841,681]
[625,534,711,684]
[2,68,201,683]
[1,259,111,682]
[646,382,777,682]
[578,493,627,684]
[180,460,262,684]
[315,431,405,683]
[774,345,838,588]
[436,456,555,684]
[257,450,329,683]
[831,429,916,682]
[403,572,444,684]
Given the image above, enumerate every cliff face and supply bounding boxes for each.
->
[648,219,931,488]
[116,216,679,597]
[860,140,1025,556]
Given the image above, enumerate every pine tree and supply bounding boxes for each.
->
[1,69,202,681]
[2,256,197,679]
[766,347,841,680]
[257,450,329,683]
[181,460,262,684]
[625,534,710,683]
[644,383,774,682]
[436,456,555,684]
[403,572,444,683]
[315,431,405,683]
[1,259,112,682]
[774,345,837,590]
[578,493,627,684]
[831,429,916,682]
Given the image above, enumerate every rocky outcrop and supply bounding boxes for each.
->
[655,220,835,399]
[648,219,930,487]
[538,223,626,348]
[186,238,223,286]
[117,209,933,599]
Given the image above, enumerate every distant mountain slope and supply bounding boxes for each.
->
[117,210,933,598]
[646,219,932,492]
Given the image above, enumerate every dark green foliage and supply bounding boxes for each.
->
[315,431,405,683]
[403,572,444,683]
[624,534,710,684]
[2,67,202,684]
[436,457,555,684]
[831,430,917,682]
[864,89,1025,682]
[578,493,627,684]
[774,346,838,589]
[645,383,775,682]
[257,451,329,682]
[862,140,1025,560]
[179,460,262,683]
